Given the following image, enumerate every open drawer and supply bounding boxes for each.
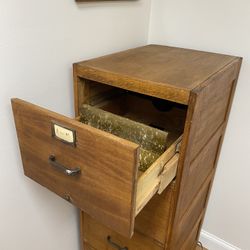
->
[11,91,185,238]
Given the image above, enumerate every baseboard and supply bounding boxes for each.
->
[199,230,242,250]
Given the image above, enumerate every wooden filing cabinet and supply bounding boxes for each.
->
[12,45,242,249]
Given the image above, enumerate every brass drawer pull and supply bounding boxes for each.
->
[49,155,81,176]
[107,236,128,250]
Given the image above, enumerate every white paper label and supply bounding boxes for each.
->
[53,124,74,144]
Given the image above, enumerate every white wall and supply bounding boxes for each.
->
[0,1,151,250]
[149,1,250,249]
[2,1,249,249]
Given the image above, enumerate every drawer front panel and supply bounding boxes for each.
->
[83,214,163,250]
[12,98,139,238]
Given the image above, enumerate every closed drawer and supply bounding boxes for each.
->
[82,214,163,250]
[82,182,175,250]
[12,95,183,237]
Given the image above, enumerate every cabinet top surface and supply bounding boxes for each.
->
[75,45,239,104]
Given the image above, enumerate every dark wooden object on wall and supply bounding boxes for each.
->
[12,45,242,249]
[75,0,112,1]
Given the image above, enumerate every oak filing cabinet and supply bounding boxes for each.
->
[12,45,242,249]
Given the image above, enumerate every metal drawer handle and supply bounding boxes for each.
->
[107,236,128,250]
[49,155,81,176]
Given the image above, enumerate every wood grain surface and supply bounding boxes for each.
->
[83,214,163,250]
[11,98,139,238]
[74,45,241,249]
[166,58,242,249]
[75,45,238,104]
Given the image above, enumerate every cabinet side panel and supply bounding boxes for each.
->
[167,58,242,249]
[187,60,237,160]
[180,127,223,215]
[73,64,89,117]
[180,217,203,250]
[176,180,210,247]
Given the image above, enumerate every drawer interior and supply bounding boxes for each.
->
[77,79,187,213]
[79,80,186,133]
[80,104,169,172]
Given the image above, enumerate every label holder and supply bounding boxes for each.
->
[51,121,76,147]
